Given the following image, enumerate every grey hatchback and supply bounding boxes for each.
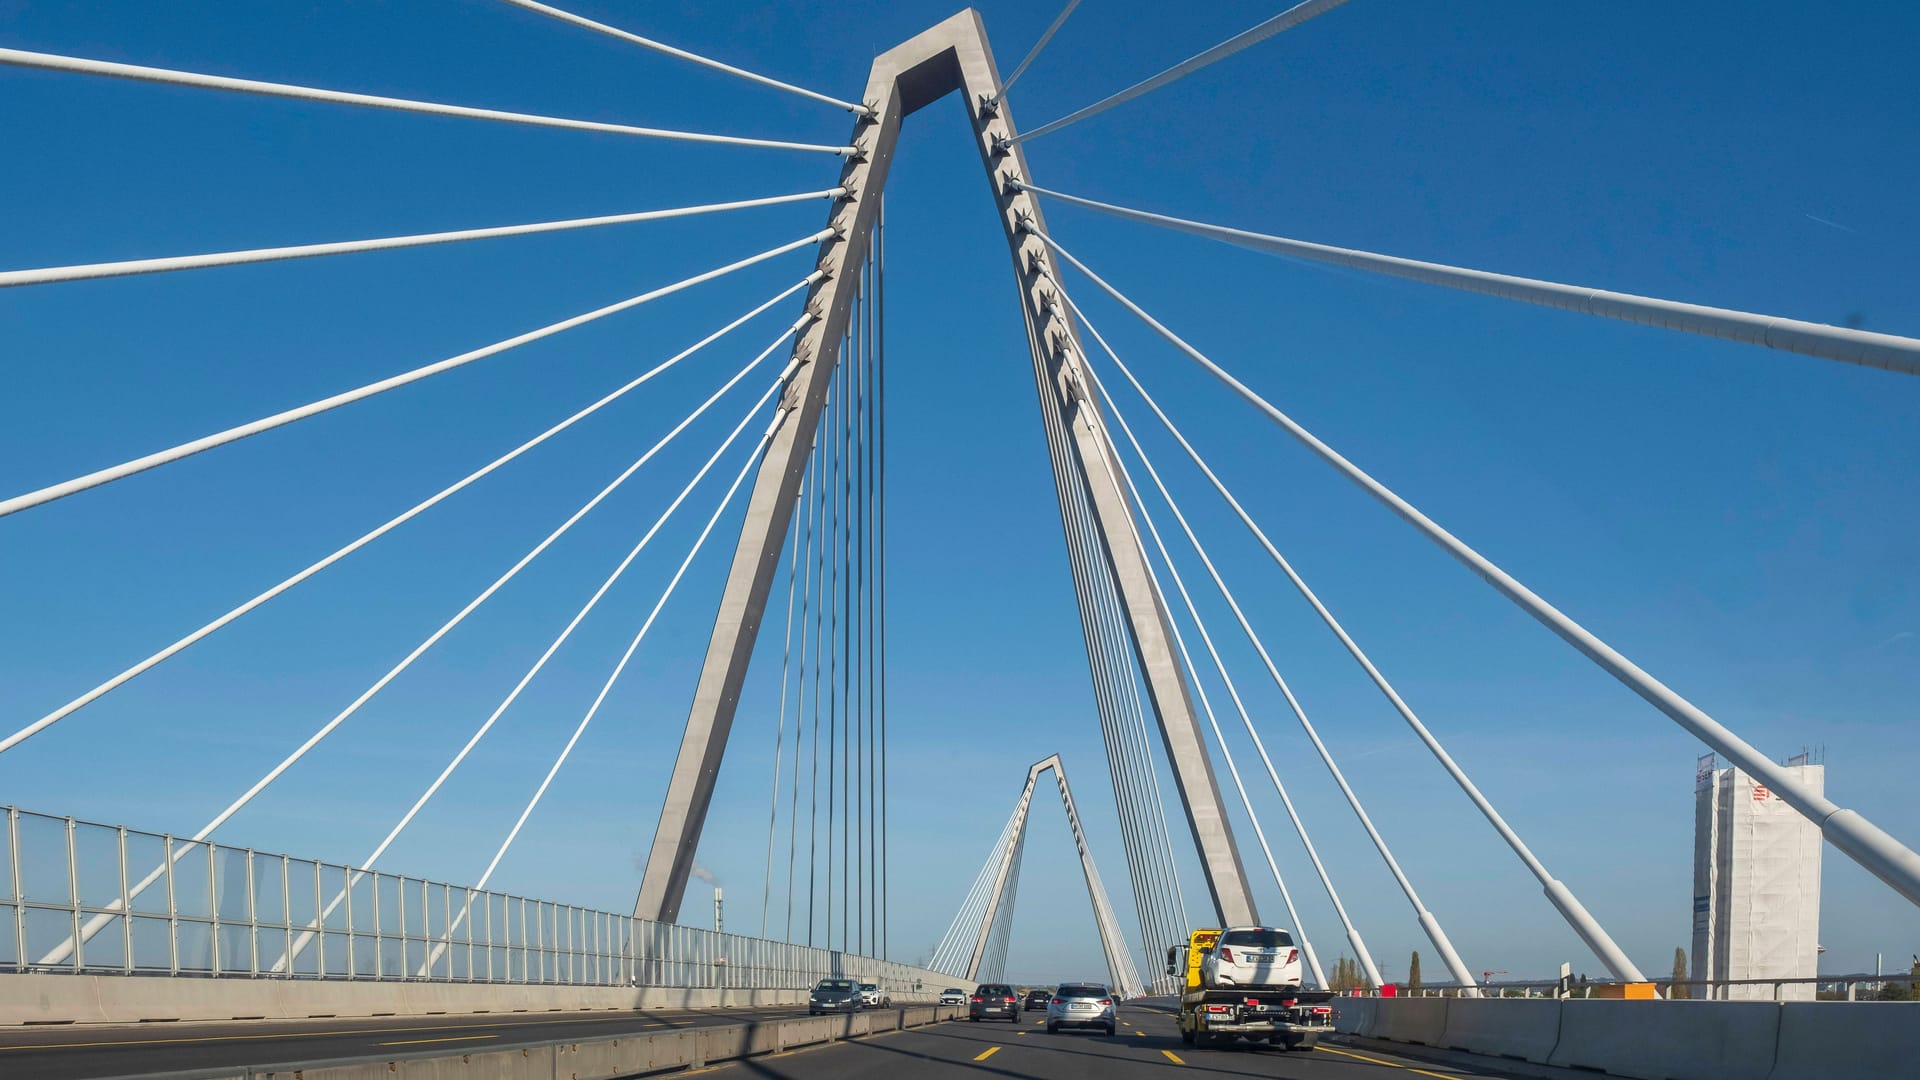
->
[968,983,1020,1022]
[1045,983,1116,1035]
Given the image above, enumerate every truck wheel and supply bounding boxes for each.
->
[1282,1036,1305,1052]
[1180,1028,1195,1046]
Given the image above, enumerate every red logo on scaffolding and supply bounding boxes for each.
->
[1753,784,1771,802]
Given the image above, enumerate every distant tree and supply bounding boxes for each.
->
[1671,947,1688,1000]
[1330,955,1375,993]
[1407,950,1422,992]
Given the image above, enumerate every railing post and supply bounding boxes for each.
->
[116,825,131,975]
[63,816,80,972]
[244,849,258,977]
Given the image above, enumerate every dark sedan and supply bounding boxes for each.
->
[808,978,863,1015]
[969,982,1020,1022]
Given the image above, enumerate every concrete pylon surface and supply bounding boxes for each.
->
[635,9,1257,932]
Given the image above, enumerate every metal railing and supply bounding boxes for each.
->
[1397,973,1920,1002]
[0,806,944,994]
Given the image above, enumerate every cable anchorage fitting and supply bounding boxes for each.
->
[990,134,1013,157]
[977,93,1001,119]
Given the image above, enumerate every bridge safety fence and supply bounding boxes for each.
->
[0,806,940,993]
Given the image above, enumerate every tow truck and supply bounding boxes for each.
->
[1167,927,1335,1051]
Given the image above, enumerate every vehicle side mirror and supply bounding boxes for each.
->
[1165,945,1180,976]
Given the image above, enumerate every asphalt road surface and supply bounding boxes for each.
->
[0,1002,822,1079]
[0,1000,1556,1079]
[700,1002,1554,1079]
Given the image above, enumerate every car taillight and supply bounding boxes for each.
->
[1286,948,1298,965]
[1218,946,1234,964]
[971,995,982,1002]
[1098,999,1113,1006]
[1245,998,1260,1007]
[1312,1007,1332,1016]
[1051,997,1065,1005]
[1004,996,1016,1002]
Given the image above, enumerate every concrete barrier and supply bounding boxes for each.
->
[1330,996,1377,1035]
[1549,1000,1780,1080]
[0,972,958,1027]
[1369,998,1449,1045]
[1770,1001,1920,1079]
[1437,997,1562,1063]
[139,1004,961,1079]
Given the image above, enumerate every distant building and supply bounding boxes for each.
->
[1690,753,1823,1001]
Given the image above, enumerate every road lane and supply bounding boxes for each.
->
[0,1002,819,1079]
[712,1001,1555,1079]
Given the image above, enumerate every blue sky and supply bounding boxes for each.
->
[2,0,1915,986]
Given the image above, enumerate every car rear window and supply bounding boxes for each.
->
[977,984,1013,996]
[1220,929,1295,948]
[1057,985,1108,997]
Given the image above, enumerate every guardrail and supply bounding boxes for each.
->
[1398,972,1920,1002]
[1332,994,1917,1080]
[0,804,941,995]
[133,1004,963,1080]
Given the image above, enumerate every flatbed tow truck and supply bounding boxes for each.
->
[1167,928,1336,1051]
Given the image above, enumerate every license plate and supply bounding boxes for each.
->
[1072,1003,1091,1010]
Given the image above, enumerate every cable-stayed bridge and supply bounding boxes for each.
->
[1,3,1914,1078]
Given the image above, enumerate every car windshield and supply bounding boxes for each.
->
[1057,985,1108,998]
[1220,929,1295,949]
[944,988,964,994]
[816,979,855,992]
[861,984,877,991]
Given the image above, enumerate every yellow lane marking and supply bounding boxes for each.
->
[1017,1031,1029,1036]
[1315,1044,1466,1080]
[973,1046,1001,1061]
[377,1034,499,1047]
[1161,1049,1185,1064]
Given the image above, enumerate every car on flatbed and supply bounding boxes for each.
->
[1169,927,1333,1051]
[1045,983,1117,1035]
[968,983,1020,1022]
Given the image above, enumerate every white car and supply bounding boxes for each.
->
[859,982,891,1007]
[1200,926,1303,990]
[939,988,967,1006]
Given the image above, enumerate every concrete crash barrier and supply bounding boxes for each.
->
[1770,1001,1920,1079]
[1438,997,1563,1063]
[1549,1000,1780,1080]
[1369,997,1448,1045]
[1330,996,1377,1036]
[0,972,953,1027]
[138,1005,961,1080]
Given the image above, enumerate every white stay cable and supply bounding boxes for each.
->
[1035,222,1920,913]
[0,227,833,521]
[429,358,801,970]
[1013,180,1920,376]
[1062,287,1646,982]
[0,189,844,289]
[0,48,857,155]
[1,271,822,759]
[33,314,809,968]
[1094,330,1480,993]
[269,318,807,971]
[497,0,869,116]
[1062,300,1366,989]
[1010,0,1351,144]
[932,804,1023,973]
[991,0,1082,103]
[1038,273,1480,993]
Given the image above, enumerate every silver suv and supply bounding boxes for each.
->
[1044,983,1116,1035]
